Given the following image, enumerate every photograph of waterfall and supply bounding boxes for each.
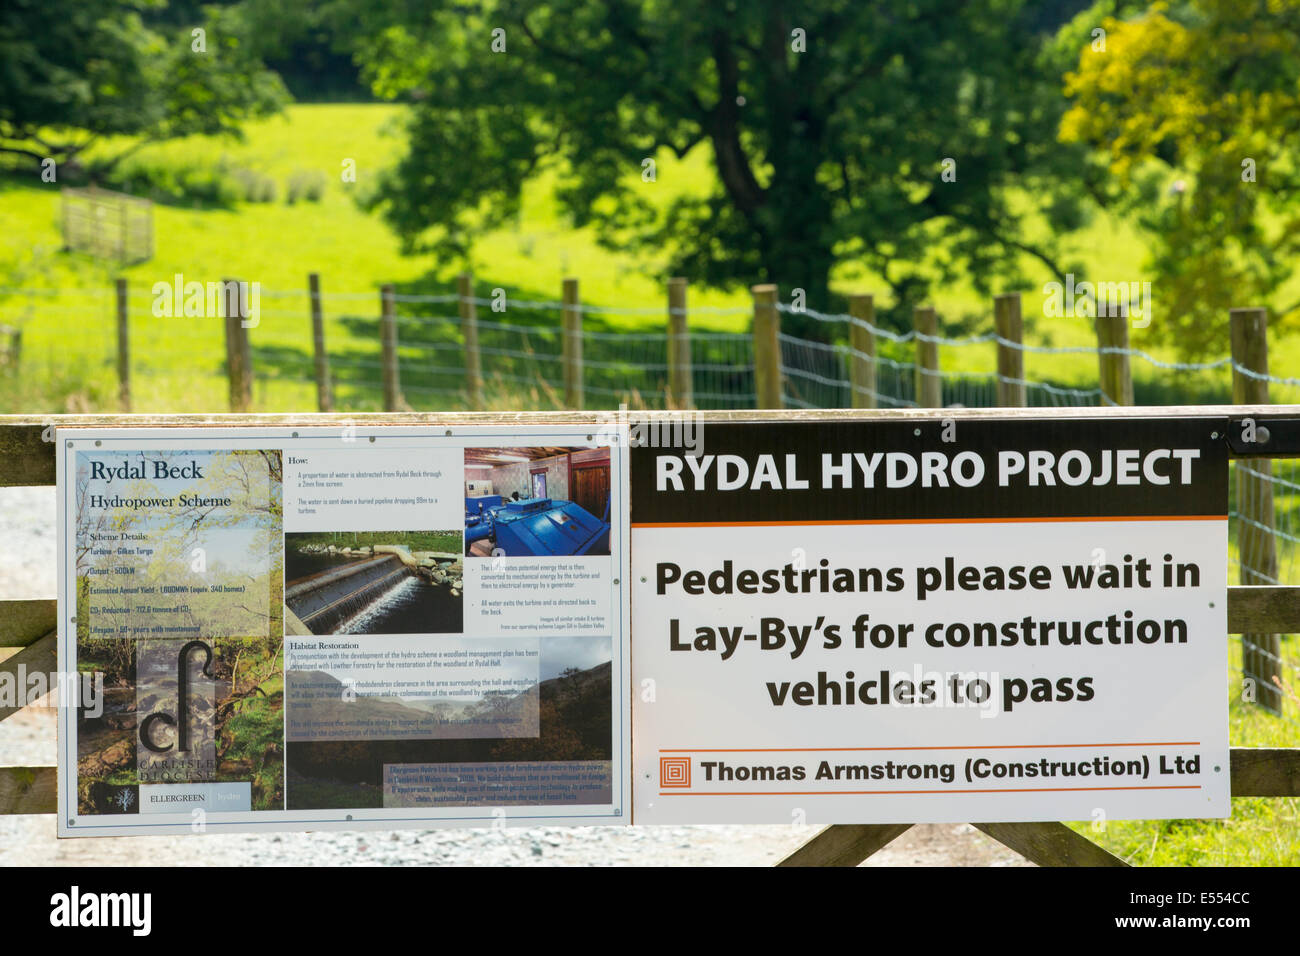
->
[283,531,463,635]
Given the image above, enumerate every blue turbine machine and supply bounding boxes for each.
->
[464,495,610,556]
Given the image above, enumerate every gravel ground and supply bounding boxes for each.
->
[0,486,1028,866]
[0,486,56,600]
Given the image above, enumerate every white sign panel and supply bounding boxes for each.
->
[630,418,1230,825]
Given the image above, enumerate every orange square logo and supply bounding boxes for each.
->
[660,756,691,788]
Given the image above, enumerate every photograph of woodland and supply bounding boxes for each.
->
[73,448,285,814]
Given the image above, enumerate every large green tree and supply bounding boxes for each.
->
[1061,0,1300,359]
[0,0,286,174]
[348,0,1091,327]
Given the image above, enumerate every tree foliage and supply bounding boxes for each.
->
[1060,0,1300,358]
[0,0,287,172]
[348,0,1092,328]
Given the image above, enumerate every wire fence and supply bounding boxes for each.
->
[10,283,1300,411]
[1231,456,1300,727]
[2,282,1297,420]
[5,283,1300,419]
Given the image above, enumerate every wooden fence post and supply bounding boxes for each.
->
[223,280,237,411]
[667,277,693,409]
[1095,304,1133,406]
[913,305,941,408]
[117,197,127,263]
[562,277,583,410]
[222,277,252,412]
[994,292,1025,408]
[459,274,484,411]
[752,284,783,409]
[114,277,131,412]
[1231,306,1281,713]
[308,273,333,412]
[4,327,19,373]
[849,294,876,410]
[380,284,401,412]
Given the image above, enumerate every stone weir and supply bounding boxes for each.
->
[284,554,412,635]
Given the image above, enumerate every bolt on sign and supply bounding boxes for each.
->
[57,426,630,837]
[629,418,1230,825]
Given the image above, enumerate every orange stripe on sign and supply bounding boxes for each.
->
[632,515,1227,529]
[659,785,1202,796]
[658,742,1200,753]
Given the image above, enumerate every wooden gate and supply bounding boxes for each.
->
[2,408,1297,865]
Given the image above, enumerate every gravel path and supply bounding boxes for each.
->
[0,486,1028,866]
[0,487,56,599]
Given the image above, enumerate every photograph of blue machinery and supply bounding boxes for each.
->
[464,447,611,558]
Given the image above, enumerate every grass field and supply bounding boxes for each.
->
[0,104,769,412]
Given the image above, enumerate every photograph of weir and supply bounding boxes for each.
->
[464,447,611,558]
[284,531,463,635]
